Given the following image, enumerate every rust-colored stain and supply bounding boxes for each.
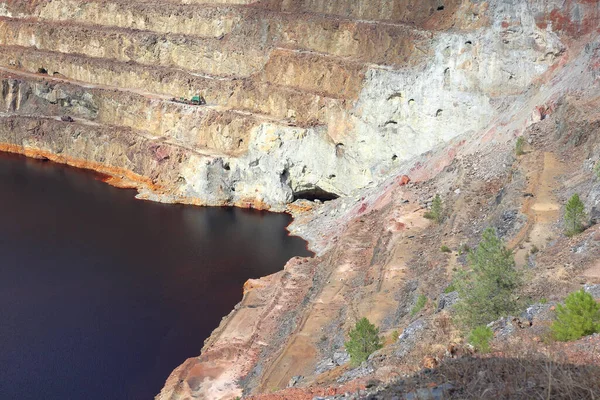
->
[0,143,160,193]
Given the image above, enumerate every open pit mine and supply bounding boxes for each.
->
[2,0,600,399]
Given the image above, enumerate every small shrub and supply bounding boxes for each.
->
[530,245,539,254]
[564,194,586,236]
[390,330,399,342]
[594,160,600,179]
[551,289,600,342]
[515,137,525,156]
[454,228,523,329]
[345,318,383,366]
[441,245,452,253]
[540,297,548,305]
[435,313,452,335]
[411,294,428,316]
[458,243,471,255]
[468,326,493,353]
[424,194,444,223]
[444,283,457,294]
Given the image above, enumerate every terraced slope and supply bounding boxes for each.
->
[0,0,598,399]
[147,0,597,399]
[0,0,563,210]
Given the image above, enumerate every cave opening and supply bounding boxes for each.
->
[294,187,340,202]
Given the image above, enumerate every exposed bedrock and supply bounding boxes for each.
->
[0,0,565,211]
[0,0,598,398]
[155,0,599,398]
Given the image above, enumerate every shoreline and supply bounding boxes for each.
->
[0,145,318,398]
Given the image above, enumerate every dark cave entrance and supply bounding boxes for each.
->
[294,187,340,202]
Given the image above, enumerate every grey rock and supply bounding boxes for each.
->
[398,320,425,342]
[585,284,600,299]
[315,359,336,374]
[288,375,303,388]
[333,351,350,365]
[315,350,350,374]
[396,320,426,358]
[337,362,375,383]
[437,291,459,312]
[488,317,515,338]
[590,206,600,225]
[522,303,552,322]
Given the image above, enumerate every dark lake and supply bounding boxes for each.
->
[0,153,311,399]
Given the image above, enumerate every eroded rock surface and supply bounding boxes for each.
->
[0,0,569,211]
[1,0,600,399]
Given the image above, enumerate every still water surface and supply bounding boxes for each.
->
[0,153,311,399]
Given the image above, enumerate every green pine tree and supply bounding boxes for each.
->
[564,194,586,236]
[344,317,383,366]
[515,137,525,156]
[454,228,523,329]
[551,289,600,342]
[424,194,443,223]
[468,326,494,353]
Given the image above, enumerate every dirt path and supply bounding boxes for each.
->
[513,152,562,267]
[0,66,294,126]
[358,206,430,327]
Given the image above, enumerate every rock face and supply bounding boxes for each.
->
[0,0,567,211]
[1,0,600,399]
[156,0,600,399]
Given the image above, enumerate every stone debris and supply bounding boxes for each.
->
[436,292,458,312]
[315,352,351,374]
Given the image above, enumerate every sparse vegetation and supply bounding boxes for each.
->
[441,245,452,253]
[454,228,523,329]
[411,294,428,316]
[390,352,600,399]
[468,326,493,353]
[424,194,444,223]
[444,283,457,294]
[345,318,383,366]
[594,160,600,179]
[458,243,471,255]
[515,136,525,156]
[551,289,600,342]
[564,194,586,236]
[434,313,452,335]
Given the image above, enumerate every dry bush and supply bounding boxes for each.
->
[396,342,600,399]
[433,313,453,337]
[437,357,600,399]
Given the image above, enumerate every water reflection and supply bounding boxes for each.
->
[0,153,312,400]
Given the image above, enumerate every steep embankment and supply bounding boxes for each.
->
[0,0,562,211]
[1,0,599,399]
[153,1,600,399]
